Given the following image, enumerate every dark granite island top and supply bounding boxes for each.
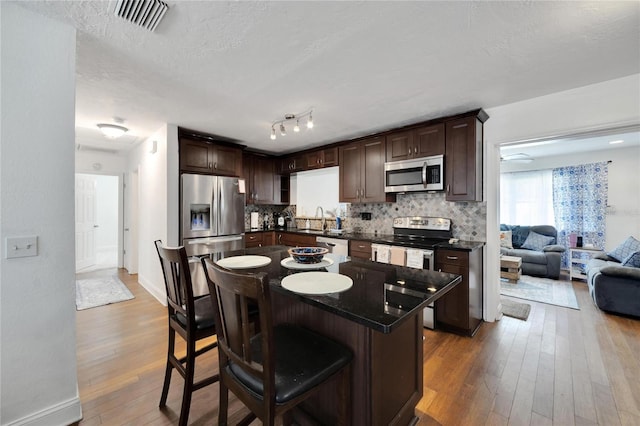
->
[210,245,462,333]
[207,245,462,425]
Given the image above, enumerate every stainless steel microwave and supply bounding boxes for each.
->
[384,155,444,192]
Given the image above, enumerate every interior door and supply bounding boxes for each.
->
[75,174,97,271]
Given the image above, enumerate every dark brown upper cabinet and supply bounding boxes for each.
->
[279,153,305,174]
[306,147,339,170]
[179,138,243,177]
[386,123,445,162]
[243,153,284,205]
[444,111,487,201]
[339,136,395,203]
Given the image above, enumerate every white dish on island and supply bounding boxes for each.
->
[281,271,353,295]
[280,257,334,270]
[216,255,271,269]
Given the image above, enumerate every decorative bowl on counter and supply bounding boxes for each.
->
[288,247,329,264]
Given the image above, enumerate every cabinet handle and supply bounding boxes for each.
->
[446,255,458,260]
[447,184,450,193]
[214,162,217,169]
[414,147,418,154]
[278,234,282,244]
[209,162,213,169]
[408,148,412,155]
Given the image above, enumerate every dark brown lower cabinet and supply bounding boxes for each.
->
[435,247,483,336]
[349,240,372,260]
[275,232,316,247]
[246,231,275,248]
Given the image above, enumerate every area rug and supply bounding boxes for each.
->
[501,298,531,321]
[500,275,579,310]
[76,275,134,310]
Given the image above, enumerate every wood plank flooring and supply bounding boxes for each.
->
[75,269,640,425]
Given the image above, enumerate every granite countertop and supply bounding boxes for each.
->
[245,228,485,251]
[206,245,462,333]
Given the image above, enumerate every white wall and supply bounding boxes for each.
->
[500,146,640,251]
[0,3,81,425]
[484,74,640,321]
[127,125,179,305]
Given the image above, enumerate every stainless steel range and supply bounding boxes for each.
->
[372,216,453,329]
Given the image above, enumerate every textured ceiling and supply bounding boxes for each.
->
[17,1,640,155]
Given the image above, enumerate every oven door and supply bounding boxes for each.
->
[384,155,444,192]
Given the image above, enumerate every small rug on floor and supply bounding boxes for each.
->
[501,298,531,321]
[76,275,134,310]
[500,274,580,310]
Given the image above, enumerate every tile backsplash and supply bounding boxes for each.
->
[346,192,486,241]
[244,192,486,242]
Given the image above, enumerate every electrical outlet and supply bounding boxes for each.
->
[361,212,372,220]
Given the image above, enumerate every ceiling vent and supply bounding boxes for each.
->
[114,0,169,32]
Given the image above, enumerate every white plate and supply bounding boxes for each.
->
[216,255,272,269]
[281,272,353,295]
[280,257,334,270]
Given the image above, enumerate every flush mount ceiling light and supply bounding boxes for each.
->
[500,153,534,163]
[97,123,129,139]
[270,110,314,141]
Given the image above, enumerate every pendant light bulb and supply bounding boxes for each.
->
[280,123,286,136]
[270,126,276,140]
[307,112,314,129]
[293,119,300,132]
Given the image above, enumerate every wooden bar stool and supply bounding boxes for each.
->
[154,240,219,426]
[202,258,353,425]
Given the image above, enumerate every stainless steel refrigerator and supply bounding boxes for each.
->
[180,174,246,293]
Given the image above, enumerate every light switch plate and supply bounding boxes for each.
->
[5,236,38,259]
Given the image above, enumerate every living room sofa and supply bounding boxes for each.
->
[500,224,565,279]
[586,237,640,317]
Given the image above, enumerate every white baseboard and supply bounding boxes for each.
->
[5,396,82,426]
[138,273,167,306]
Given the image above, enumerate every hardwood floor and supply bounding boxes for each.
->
[75,269,640,425]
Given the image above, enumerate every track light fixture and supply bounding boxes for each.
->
[270,110,314,140]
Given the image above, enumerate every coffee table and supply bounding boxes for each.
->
[500,255,522,283]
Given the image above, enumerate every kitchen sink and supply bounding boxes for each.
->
[293,229,326,235]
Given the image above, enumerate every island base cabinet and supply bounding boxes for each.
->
[435,247,483,336]
[271,292,423,426]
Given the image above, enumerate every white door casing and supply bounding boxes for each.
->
[124,168,139,274]
[75,174,97,271]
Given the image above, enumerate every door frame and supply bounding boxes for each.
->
[74,171,124,270]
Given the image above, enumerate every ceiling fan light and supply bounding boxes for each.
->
[270,126,276,140]
[280,123,286,136]
[293,119,300,132]
[97,123,128,139]
[306,112,314,129]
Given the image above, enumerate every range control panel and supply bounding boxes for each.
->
[393,216,451,231]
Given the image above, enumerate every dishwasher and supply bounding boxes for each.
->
[316,236,349,256]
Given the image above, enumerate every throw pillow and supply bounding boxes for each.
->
[621,251,640,268]
[607,236,640,262]
[499,231,513,249]
[521,231,555,251]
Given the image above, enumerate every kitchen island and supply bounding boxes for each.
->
[207,246,462,425]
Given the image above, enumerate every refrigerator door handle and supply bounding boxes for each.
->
[186,235,244,245]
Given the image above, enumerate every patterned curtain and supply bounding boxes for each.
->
[553,162,608,268]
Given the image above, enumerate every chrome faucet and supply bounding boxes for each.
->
[315,206,326,230]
